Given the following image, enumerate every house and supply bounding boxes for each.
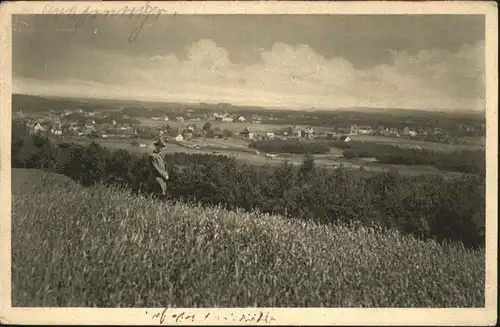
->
[32,122,45,134]
[433,127,444,135]
[265,132,275,139]
[418,128,428,136]
[164,116,170,121]
[222,116,234,122]
[350,125,359,135]
[176,116,185,122]
[408,130,418,137]
[294,128,306,138]
[69,124,79,133]
[15,110,26,119]
[175,133,184,142]
[389,128,400,136]
[403,126,418,137]
[237,116,246,122]
[378,128,390,136]
[240,127,254,139]
[304,126,315,139]
[358,125,373,135]
[51,128,63,136]
[50,123,63,135]
[139,144,147,148]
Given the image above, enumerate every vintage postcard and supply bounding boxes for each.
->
[0,1,497,325]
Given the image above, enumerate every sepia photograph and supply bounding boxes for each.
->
[0,1,497,325]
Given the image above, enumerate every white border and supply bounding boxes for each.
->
[0,1,497,325]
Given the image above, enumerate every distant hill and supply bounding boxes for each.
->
[12,93,484,123]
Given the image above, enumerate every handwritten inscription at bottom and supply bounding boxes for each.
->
[147,309,276,324]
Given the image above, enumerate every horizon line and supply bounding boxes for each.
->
[12,92,485,115]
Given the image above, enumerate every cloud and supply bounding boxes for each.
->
[14,38,485,110]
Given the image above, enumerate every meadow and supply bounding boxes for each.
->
[11,168,485,307]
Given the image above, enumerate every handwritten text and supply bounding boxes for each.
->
[147,309,276,324]
[26,1,168,45]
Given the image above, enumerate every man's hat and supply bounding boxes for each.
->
[154,139,167,147]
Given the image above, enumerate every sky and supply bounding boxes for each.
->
[12,14,485,111]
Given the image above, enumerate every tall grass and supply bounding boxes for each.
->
[12,169,485,307]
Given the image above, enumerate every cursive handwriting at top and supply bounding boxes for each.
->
[147,309,276,324]
[28,1,168,45]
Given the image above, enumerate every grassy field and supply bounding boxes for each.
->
[12,168,484,307]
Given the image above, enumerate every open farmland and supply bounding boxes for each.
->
[11,168,485,307]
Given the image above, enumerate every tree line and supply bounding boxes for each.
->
[331,141,485,176]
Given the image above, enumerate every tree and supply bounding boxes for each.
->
[205,129,214,138]
[203,122,212,136]
[65,141,106,187]
[222,129,233,138]
[299,153,315,179]
[167,128,179,138]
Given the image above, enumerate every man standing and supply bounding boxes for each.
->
[149,139,169,198]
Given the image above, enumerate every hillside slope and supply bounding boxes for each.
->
[11,169,484,307]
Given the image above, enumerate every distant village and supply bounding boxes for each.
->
[15,105,484,146]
